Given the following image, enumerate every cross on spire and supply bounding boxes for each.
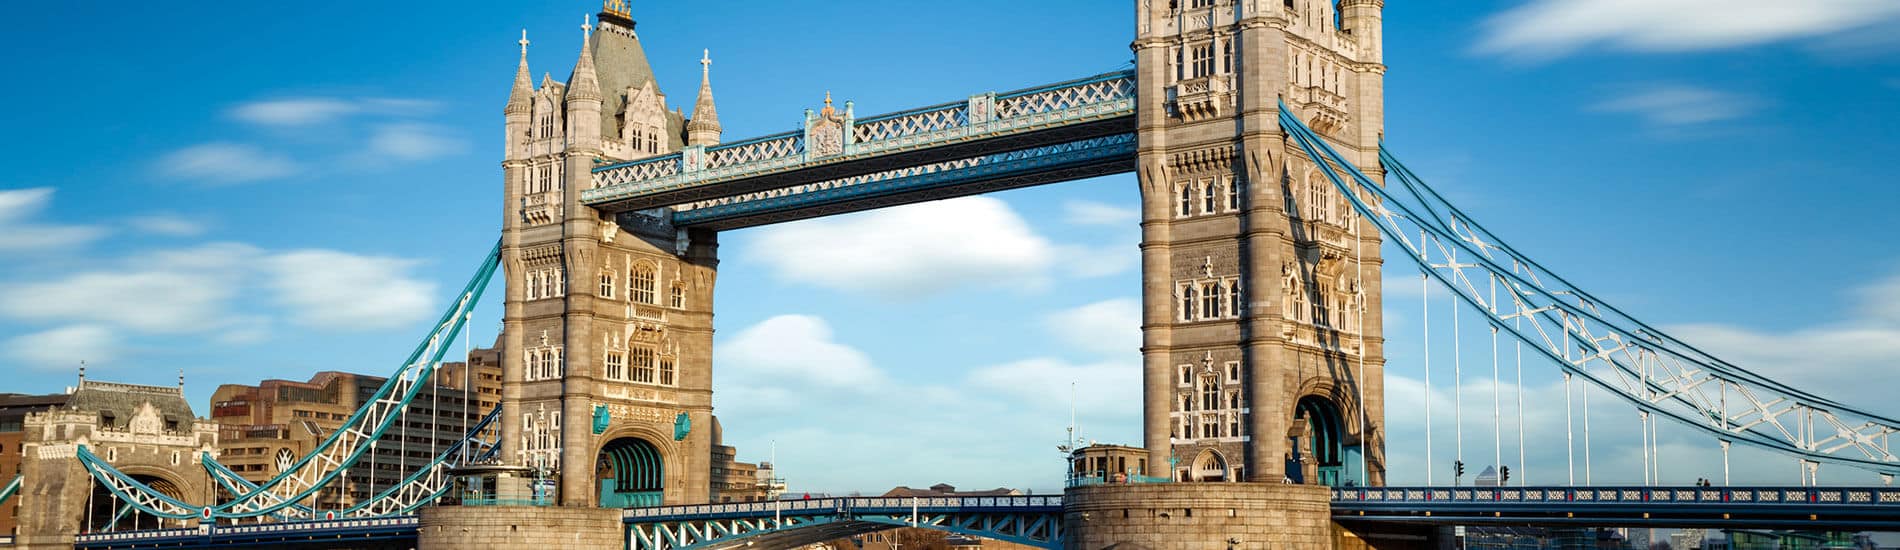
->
[701,49,711,70]
[581,14,593,38]
[518,29,530,56]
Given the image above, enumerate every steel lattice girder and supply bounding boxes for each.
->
[585,71,1136,213]
[77,242,503,520]
[1333,486,1900,530]
[1277,105,1900,476]
[623,497,1064,550]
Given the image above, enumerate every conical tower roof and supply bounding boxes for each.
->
[505,30,534,115]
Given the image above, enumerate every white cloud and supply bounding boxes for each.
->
[1478,0,1900,60]
[128,214,208,237]
[0,187,109,251]
[1043,298,1141,356]
[157,142,299,184]
[1055,244,1136,278]
[743,197,1056,298]
[1061,200,1138,226]
[967,358,1140,420]
[229,98,359,126]
[717,315,884,390]
[366,123,465,161]
[1592,84,1759,127]
[6,325,120,371]
[263,250,435,329]
[0,269,238,333]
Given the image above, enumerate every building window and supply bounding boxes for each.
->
[526,272,539,300]
[1203,180,1218,213]
[669,284,685,309]
[539,113,554,139]
[1191,44,1214,79]
[599,272,616,299]
[631,347,656,383]
[659,356,675,386]
[1178,184,1193,217]
[1226,177,1241,211]
[1225,362,1240,384]
[1229,279,1243,317]
[632,266,657,304]
[541,270,554,299]
[605,351,625,381]
[1179,365,1192,386]
[1202,282,1222,319]
[1180,284,1197,321]
[1223,40,1234,74]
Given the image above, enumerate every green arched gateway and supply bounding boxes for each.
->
[1296,396,1348,487]
[598,437,664,508]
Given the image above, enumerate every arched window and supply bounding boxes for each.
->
[1227,177,1242,211]
[631,347,656,383]
[658,356,675,386]
[1202,180,1218,214]
[1202,282,1222,318]
[669,284,685,309]
[1178,184,1193,217]
[599,271,616,299]
[632,266,657,304]
[1181,284,1197,321]
[525,350,540,379]
[1229,279,1243,317]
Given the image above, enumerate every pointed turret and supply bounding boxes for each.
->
[565,15,604,151]
[505,30,534,115]
[565,17,602,103]
[685,49,722,146]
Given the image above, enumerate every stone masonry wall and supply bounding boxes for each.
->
[1063,484,1331,549]
[417,505,622,550]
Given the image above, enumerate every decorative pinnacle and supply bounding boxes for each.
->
[824,90,832,108]
[518,29,530,56]
[701,49,711,72]
[582,14,593,38]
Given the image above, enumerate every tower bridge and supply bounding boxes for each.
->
[13,0,1900,549]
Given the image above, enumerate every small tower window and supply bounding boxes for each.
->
[1191,44,1214,79]
[1178,185,1193,217]
[1202,282,1222,319]
[631,347,656,383]
[1227,178,1242,211]
[599,272,616,299]
[669,284,686,309]
[605,351,625,381]
[1180,285,1197,321]
[659,356,675,386]
[632,266,657,304]
[1229,280,1243,317]
[1203,181,1218,214]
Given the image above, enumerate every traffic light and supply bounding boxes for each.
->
[1500,465,1511,485]
[1454,460,1465,479]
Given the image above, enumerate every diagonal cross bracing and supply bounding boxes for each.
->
[1279,105,1900,475]
[622,496,1065,550]
[585,71,1136,216]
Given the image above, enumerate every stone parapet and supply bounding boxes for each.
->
[417,505,622,549]
[1063,483,1332,549]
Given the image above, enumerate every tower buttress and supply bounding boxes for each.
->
[685,49,722,147]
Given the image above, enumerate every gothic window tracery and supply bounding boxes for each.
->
[632,265,657,304]
[669,283,686,309]
[1202,180,1218,213]
[1180,284,1197,321]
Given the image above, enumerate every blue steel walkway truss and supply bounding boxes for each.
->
[1333,486,1900,531]
[622,496,1065,550]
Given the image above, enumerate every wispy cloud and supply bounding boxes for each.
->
[263,250,436,330]
[366,123,465,161]
[128,214,208,237]
[0,187,109,251]
[6,324,119,371]
[1477,0,1900,61]
[228,97,440,127]
[1043,298,1141,357]
[156,142,299,184]
[1592,84,1760,128]
[1061,200,1138,226]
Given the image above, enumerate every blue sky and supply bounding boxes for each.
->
[2,0,1899,495]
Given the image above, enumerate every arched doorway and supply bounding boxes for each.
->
[86,474,183,532]
[1294,396,1347,486]
[597,437,664,508]
[1190,449,1228,482]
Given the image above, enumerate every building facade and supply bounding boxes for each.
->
[498,0,743,507]
[0,392,71,536]
[208,351,505,507]
[1135,0,1386,486]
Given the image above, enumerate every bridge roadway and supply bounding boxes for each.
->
[63,485,1900,549]
[583,71,1136,230]
[1332,485,1900,531]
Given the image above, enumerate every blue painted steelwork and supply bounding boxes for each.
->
[670,133,1136,230]
[584,71,1135,213]
[202,405,504,520]
[76,241,503,519]
[1333,486,1900,530]
[622,496,1065,550]
[601,437,666,509]
[1278,104,1900,476]
[73,515,419,549]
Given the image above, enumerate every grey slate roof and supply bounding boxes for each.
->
[66,380,198,431]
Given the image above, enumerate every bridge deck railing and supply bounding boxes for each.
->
[73,516,419,546]
[1333,486,1900,508]
[622,495,1064,523]
[585,71,1135,207]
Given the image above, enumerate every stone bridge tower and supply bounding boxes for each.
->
[497,1,723,507]
[1133,0,1386,487]
[14,379,218,550]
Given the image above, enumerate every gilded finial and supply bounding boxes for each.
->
[603,0,630,19]
[819,91,835,117]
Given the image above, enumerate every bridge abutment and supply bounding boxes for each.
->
[1063,484,1332,549]
[417,505,622,549]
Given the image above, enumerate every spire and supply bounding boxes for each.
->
[505,29,533,115]
[685,49,722,146]
[566,15,602,102]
